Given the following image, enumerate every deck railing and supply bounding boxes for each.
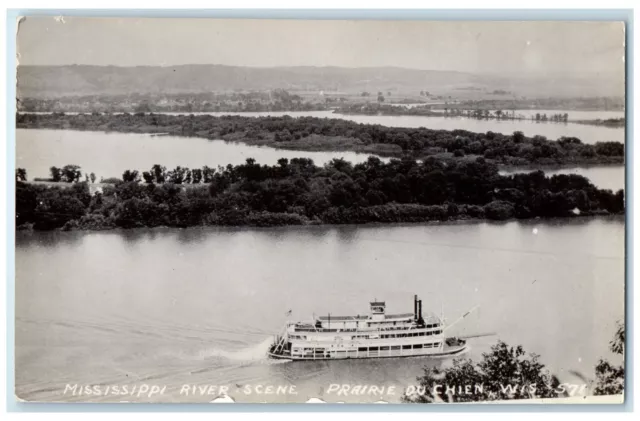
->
[293,324,441,333]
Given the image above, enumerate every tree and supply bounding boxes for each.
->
[151,164,167,183]
[167,166,187,184]
[16,182,38,226]
[594,321,625,396]
[90,173,96,184]
[403,341,562,403]
[122,170,141,183]
[484,200,515,220]
[202,166,215,183]
[142,171,154,184]
[377,94,385,103]
[50,166,62,182]
[28,185,88,230]
[61,165,82,183]
[16,168,27,182]
[512,131,525,144]
[191,168,203,184]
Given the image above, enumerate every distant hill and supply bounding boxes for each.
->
[16,64,624,98]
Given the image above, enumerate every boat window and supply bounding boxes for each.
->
[380,346,390,351]
[413,344,423,349]
[369,346,379,352]
[424,343,432,348]
[358,347,367,352]
[402,345,412,350]
[434,342,441,347]
[391,345,401,350]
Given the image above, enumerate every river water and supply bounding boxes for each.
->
[16,129,379,181]
[15,218,624,403]
[16,129,624,191]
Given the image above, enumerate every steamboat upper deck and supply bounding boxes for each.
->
[268,295,468,360]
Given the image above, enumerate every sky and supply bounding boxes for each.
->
[17,17,625,76]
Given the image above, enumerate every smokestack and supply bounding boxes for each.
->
[414,295,418,320]
[418,300,423,321]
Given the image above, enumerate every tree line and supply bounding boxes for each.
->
[534,112,569,123]
[403,322,624,403]
[16,113,624,167]
[15,156,624,231]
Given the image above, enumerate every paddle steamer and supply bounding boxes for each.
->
[268,295,470,360]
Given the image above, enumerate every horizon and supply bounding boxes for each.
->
[17,18,625,80]
[16,63,618,81]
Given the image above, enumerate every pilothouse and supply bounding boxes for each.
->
[268,295,471,360]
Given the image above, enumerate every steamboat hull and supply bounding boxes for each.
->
[268,343,468,361]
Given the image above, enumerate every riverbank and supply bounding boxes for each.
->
[16,207,624,233]
[573,118,626,128]
[16,157,624,232]
[16,112,625,167]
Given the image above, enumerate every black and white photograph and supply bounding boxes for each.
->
[13,17,626,404]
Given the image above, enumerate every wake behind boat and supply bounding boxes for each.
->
[268,295,473,361]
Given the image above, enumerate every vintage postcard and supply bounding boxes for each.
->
[14,17,626,405]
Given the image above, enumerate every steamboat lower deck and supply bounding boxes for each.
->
[268,295,470,361]
[268,340,468,361]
